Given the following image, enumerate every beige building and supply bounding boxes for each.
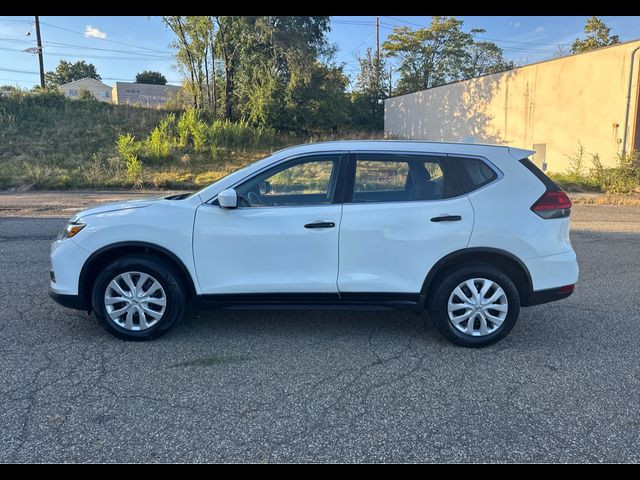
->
[385,40,640,172]
[112,82,181,108]
[58,77,112,102]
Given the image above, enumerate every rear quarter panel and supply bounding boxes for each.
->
[466,150,572,260]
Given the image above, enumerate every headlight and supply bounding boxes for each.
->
[58,222,85,240]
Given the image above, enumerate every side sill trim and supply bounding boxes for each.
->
[196,292,421,311]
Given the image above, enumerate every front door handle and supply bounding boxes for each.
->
[431,215,462,222]
[304,221,336,229]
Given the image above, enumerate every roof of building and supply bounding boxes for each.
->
[113,81,181,90]
[58,77,111,89]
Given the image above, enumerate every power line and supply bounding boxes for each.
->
[0,17,31,24]
[381,15,571,47]
[0,46,174,61]
[38,19,171,54]
[0,67,41,74]
[0,77,34,84]
[0,38,174,60]
[382,16,425,28]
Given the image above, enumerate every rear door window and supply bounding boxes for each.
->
[350,154,463,203]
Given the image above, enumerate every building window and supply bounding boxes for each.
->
[69,89,78,96]
[101,91,110,98]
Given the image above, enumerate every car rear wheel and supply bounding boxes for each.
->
[428,265,520,347]
[92,255,185,340]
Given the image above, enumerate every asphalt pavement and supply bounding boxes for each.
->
[1,204,639,463]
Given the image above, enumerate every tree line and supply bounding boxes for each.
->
[36,16,620,134]
[160,15,519,133]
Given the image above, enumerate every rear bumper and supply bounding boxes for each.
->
[48,288,87,311]
[525,249,579,291]
[523,249,578,306]
[525,285,574,306]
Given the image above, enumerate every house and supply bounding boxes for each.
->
[111,82,181,108]
[384,39,640,171]
[58,77,112,102]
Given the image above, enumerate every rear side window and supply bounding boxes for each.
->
[453,157,498,193]
[350,154,464,203]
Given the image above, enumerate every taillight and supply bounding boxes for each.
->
[531,191,572,219]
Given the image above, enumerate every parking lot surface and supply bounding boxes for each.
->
[1,204,639,463]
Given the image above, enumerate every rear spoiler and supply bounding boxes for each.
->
[508,147,535,160]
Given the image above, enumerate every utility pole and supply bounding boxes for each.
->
[34,16,45,88]
[375,16,380,67]
[375,16,381,118]
[376,17,380,64]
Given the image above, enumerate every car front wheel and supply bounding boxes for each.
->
[92,255,185,340]
[428,265,520,347]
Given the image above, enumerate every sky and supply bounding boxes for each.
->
[1,16,639,89]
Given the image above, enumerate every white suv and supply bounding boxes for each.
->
[49,141,578,347]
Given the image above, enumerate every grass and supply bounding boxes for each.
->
[0,91,279,190]
[547,145,640,195]
[569,193,640,206]
[0,89,384,191]
[11,90,637,202]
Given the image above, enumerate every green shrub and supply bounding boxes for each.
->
[116,134,142,160]
[193,121,209,154]
[145,114,175,159]
[603,151,640,194]
[206,119,278,150]
[176,108,200,147]
[552,144,640,194]
[125,154,143,186]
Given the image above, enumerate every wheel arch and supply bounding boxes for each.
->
[78,241,197,311]
[420,247,533,307]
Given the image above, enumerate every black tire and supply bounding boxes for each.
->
[428,264,520,348]
[91,254,185,341]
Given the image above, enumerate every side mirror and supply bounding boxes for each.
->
[218,188,238,209]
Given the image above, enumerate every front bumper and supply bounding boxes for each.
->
[48,288,87,311]
[49,237,91,296]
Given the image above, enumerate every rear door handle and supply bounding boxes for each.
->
[304,221,335,229]
[430,215,462,222]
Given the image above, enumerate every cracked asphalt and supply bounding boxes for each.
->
[1,204,639,463]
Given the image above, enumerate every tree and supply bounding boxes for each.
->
[382,16,513,95]
[163,16,334,127]
[284,62,350,133]
[464,41,515,78]
[214,16,249,120]
[135,71,167,85]
[234,16,333,128]
[45,60,101,87]
[163,16,213,110]
[350,48,387,130]
[571,16,620,54]
[383,17,475,93]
